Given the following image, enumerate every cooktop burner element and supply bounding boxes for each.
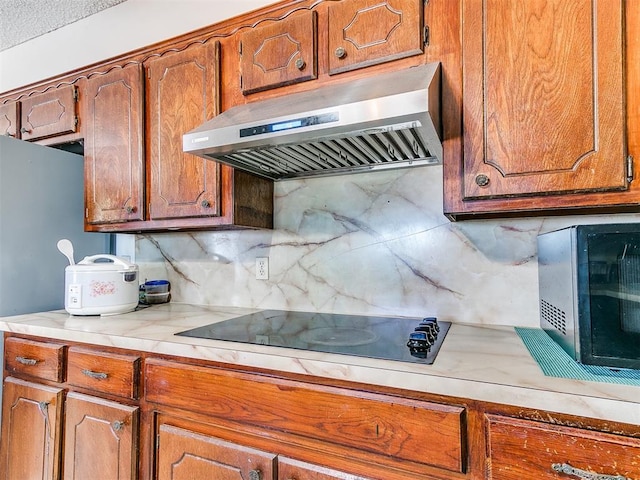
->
[176,310,451,365]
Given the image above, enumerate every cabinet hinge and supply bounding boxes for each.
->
[85,208,89,219]
[627,155,634,183]
[156,434,160,450]
[72,86,78,101]
[240,75,243,89]
[423,26,430,46]
[239,41,242,56]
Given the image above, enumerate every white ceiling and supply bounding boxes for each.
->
[0,0,127,52]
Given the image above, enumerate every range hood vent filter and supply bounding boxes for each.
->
[185,63,442,181]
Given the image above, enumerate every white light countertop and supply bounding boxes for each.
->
[1,303,638,425]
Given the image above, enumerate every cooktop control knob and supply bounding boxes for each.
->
[406,317,439,358]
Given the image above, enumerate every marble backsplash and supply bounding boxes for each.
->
[133,165,640,328]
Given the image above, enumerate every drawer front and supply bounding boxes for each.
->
[67,347,140,399]
[486,414,640,479]
[146,359,465,473]
[4,337,65,382]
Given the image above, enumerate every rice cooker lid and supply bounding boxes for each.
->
[67,254,138,273]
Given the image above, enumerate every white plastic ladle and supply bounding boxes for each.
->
[57,238,75,265]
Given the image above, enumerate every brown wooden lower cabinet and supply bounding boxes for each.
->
[0,377,64,480]
[63,392,139,480]
[3,334,640,480]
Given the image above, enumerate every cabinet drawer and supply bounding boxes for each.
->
[67,347,140,399]
[146,359,465,473]
[4,337,65,382]
[485,414,640,479]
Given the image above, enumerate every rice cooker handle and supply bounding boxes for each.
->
[80,254,133,268]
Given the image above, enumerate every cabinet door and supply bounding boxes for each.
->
[327,0,423,75]
[462,0,626,200]
[485,414,640,479]
[63,392,138,480]
[0,377,63,480]
[84,64,145,224]
[156,423,276,480]
[146,41,221,221]
[0,100,20,138]
[278,457,374,480]
[240,10,317,95]
[20,85,79,141]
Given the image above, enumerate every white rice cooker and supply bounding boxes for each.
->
[64,254,139,316]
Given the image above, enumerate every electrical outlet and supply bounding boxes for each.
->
[256,257,269,280]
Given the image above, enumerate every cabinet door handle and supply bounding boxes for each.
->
[81,369,108,380]
[552,463,631,480]
[15,356,39,366]
[295,58,306,70]
[111,420,124,432]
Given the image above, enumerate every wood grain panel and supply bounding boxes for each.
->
[146,40,221,221]
[63,392,139,480]
[20,85,78,141]
[4,337,65,382]
[241,10,317,94]
[84,64,145,224]
[67,346,140,399]
[156,422,277,480]
[485,414,640,479]
[0,378,63,480]
[328,0,423,75]
[0,101,19,138]
[278,456,375,480]
[145,358,465,473]
[461,0,626,199]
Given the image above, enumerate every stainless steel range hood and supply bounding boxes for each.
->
[183,63,442,181]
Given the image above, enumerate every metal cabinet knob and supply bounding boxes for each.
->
[335,46,347,59]
[248,469,262,480]
[20,127,29,134]
[125,205,136,214]
[111,420,124,432]
[295,58,306,70]
[201,199,211,208]
[475,174,490,187]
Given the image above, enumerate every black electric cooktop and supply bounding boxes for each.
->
[176,310,451,365]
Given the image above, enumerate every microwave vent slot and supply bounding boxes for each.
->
[540,299,567,335]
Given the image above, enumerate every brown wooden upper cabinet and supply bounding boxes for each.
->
[460,0,626,201]
[327,0,424,75]
[0,100,19,138]
[240,10,318,95]
[146,40,222,221]
[84,64,145,225]
[19,84,79,141]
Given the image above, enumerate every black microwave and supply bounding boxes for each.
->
[537,223,640,370]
